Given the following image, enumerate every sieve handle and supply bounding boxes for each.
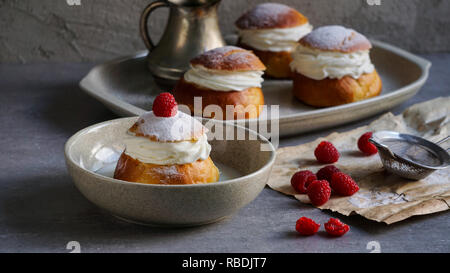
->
[435,136,450,151]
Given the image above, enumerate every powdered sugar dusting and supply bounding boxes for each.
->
[153,166,183,184]
[236,3,300,29]
[134,111,205,142]
[225,51,254,64]
[349,191,408,209]
[301,25,371,52]
[191,46,265,71]
[203,46,241,55]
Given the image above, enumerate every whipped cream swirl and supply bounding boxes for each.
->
[238,23,313,52]
[184,65,264,91]
[290,45,375,80]
[123,133,211,165]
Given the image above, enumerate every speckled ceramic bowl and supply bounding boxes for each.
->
[64,117,276,226]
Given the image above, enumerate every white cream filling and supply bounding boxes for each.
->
[184,65,264,91]
[238,23,313,52]
[290,45,375,80]
[123,133,211,165]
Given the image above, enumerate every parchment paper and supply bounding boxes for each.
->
[268,97,450,224]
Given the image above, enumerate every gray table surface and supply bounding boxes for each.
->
[1,54,449,253]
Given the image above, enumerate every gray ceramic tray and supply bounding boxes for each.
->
[80,40,431,137]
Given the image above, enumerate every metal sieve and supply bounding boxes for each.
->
[369,131,450,180]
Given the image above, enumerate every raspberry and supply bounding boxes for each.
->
[291,170,317,194]
[295,217,320,236]
[316,165,341,182]
[330,172,359,196]
[314,141,340,164]
[152,92,178,117]
[358,132,378,155]
[307,180,331,206]
[324,218,350,237]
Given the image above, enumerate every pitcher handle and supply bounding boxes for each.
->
[140,1,169,51]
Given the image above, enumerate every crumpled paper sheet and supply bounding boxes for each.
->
[268,97,450,224]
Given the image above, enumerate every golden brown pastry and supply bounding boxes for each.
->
[114,154,219,185]
[235,3,312,78]
[113,93,219,185]
[290,25,382,107]
[173,46,266,120]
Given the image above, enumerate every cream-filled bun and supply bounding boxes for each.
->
[290,25,382,107]
[173,46,266,120]
[114,93,219,185]
[235,3,312,78]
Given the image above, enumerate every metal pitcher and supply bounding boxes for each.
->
[140,0,226,83]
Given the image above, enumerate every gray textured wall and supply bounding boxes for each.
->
[1,0,449,63]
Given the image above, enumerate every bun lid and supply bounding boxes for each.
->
[190,46,266,72]
[299,25,372,53]
[235,3,309,30]
[129,111,206,142]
